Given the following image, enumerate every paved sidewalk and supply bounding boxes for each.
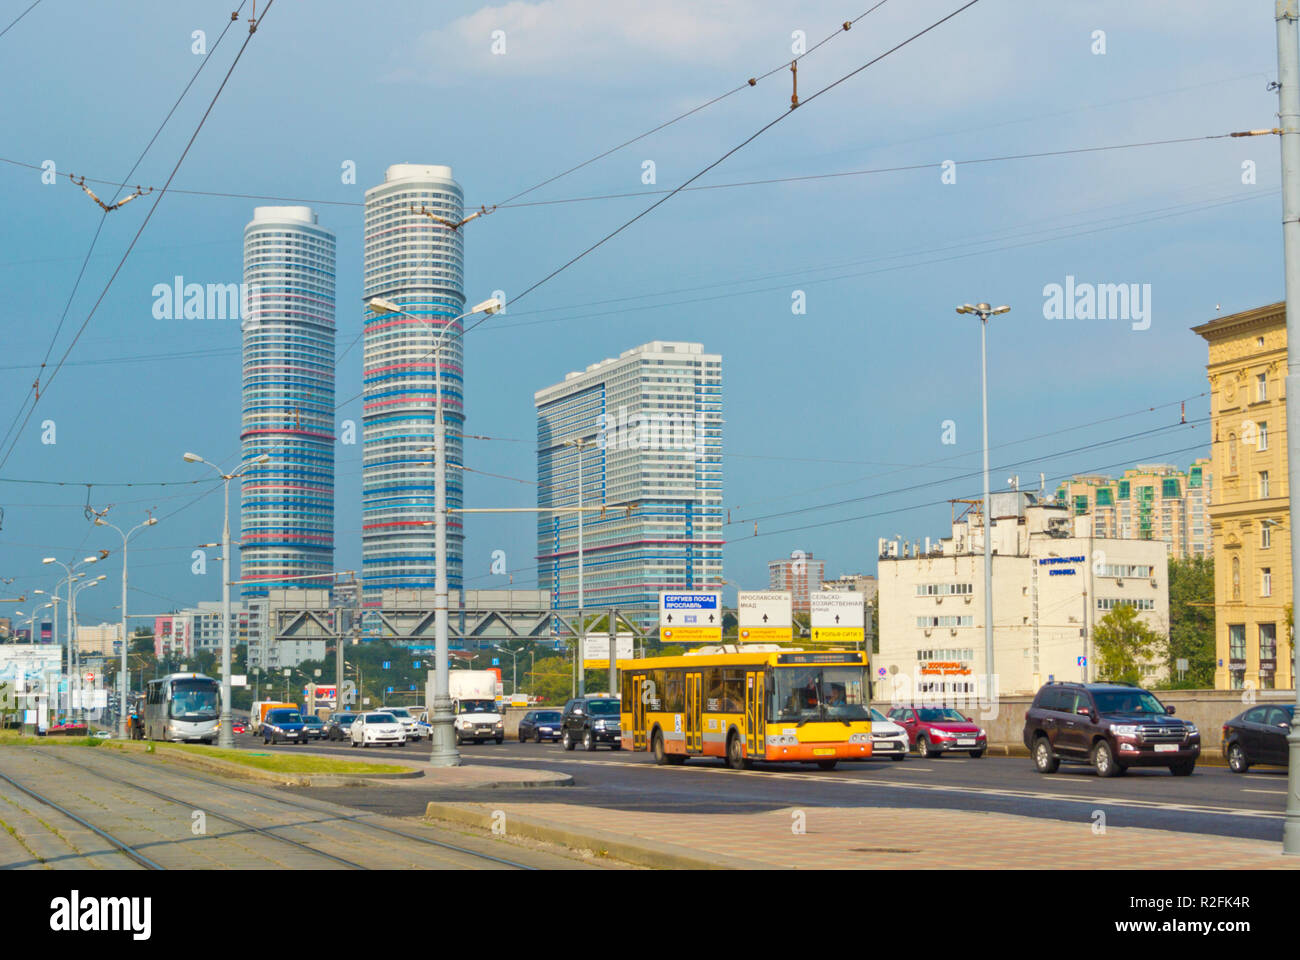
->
[426,799,1300,869]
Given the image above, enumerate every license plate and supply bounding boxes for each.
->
[957,738,976,746]
[813,748,835,756]
[1154,743,1178,752]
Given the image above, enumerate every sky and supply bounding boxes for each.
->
[0,0,1286,628]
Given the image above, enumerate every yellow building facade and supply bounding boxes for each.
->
[1193,302,1293,690]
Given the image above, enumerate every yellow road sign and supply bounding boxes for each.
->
[738,626,792,642]
[811,626,865,643]
[661,626,722,643]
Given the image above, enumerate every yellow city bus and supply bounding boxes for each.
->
[618,646,871,769]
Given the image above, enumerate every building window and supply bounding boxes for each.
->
[1261,567,1272,597]
[1257,372,1268,402]
[1262,524,1272,549]
[1232,556,1241,601]
[1259,421,1269,451]
[1229,623,1247,660]
[1260,471,1270,498]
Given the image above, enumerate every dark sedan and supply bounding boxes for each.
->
[262,708,309,745]
[326,713,357,741]
[300,714,326,740]
[1223,704,1294,772]
[518,709,564,743]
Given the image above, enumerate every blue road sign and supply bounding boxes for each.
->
[386,686,393,694]
[382,660,391,670]
[492,657,500,666]
[1077,656,1087,666]
[413,661,421,668]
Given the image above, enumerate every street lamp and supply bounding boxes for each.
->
[365,294,502,768]
[70,574,105,722]
[94,513,158,738]
[564,437,594,696]
[183,451,270,748]
[43,555,99,719]
[955,302,1010,703]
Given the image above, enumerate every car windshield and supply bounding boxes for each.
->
[302,716,321,724]
[917,708,969,723]
[170,680,219,720]
[871,707,889,723]
[1091,690,1166,715]
[386,708,410,718]
[458,700,495,714]
[535,712,562,722]
[772,666,870,723]
[587,700,620,716]
[368,714,395,724]
[267,710,301,723]
[334,715,355,724]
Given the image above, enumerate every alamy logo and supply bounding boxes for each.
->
[598,406,707,455]
[151,276,261,320]
[49,891,151,940]
[1042,275,1151,330]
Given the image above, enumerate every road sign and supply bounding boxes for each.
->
[738,591,792,642]
[382,660,391,670]
[810,591,865,643]
[659,592,722,643]
[230,674,247,687]
[1077,656,1087,666]
[84,672,95,683]
[491,657,500,666]
[583,634,635,666]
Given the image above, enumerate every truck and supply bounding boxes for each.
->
[418,670,504,745]
[249,700,297,736]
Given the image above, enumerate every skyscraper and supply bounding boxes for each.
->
[362,165,467,609]
[240,206,336,597]
[535,341,723,626]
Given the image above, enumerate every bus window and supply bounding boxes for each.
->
[704,668,723,712]
[722,669,745,712]
[663,670,684,713]
[772,666,869,723]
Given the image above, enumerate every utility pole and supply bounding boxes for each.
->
[1275,0,1300,855]
[609,607,618,700]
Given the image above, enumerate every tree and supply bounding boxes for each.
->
[1165,556,1215,688]
[1093,604,1166,686]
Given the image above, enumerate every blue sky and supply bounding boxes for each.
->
[0,0,1284,626]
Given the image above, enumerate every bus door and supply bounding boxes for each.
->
[745,671,766,761]
[632,674,648,751]
[685,672,702,753]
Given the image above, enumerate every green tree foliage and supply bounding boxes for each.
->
[1093,604,1166,686]
[1165,556,1215,688]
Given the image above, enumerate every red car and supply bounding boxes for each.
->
[888,705,987,758]
[232,721,247,735]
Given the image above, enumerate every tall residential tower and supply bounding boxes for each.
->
[535,341,723,626]
[240,206,336,597]
[362,165,468,610]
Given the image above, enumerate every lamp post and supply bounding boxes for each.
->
[366,294,502,767]
[43,556,98,721]
[70,575,105,721]
[94,514,157,738]
[183,451,269,748]
[955,302,1010,703]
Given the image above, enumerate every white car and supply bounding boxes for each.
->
[380,706,422,741]
[869,708,909,761]
[349,712,406,748]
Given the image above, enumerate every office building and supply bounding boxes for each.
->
[241,206,337,597]
[876,493,1169,697]
[535,341,723,626]
[1193,302,1293,689]
[362,164,468,609]
[74,623,121,658]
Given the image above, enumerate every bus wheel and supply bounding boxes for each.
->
[816,759,838,771]
[652,731,669,765]
[726,733,749,771]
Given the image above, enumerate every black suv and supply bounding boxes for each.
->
[1023,682,1200,777]
[560,696,622,751]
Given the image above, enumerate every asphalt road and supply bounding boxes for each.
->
[247,733,1291,842]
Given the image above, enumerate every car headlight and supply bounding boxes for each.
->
[978,729,986,738]
[1111,724,1139,737]
[495,720,504,728]
[1185,723,1198,735]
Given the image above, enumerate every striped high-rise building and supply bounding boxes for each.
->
[240,206,336,597]
[535,341,723,627]
[362,164,468,610]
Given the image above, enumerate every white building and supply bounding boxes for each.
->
[877,492,1170,698]
[535,341,723,627]
[75,623,122,658]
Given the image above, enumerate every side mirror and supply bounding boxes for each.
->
[1165,705,1176,716]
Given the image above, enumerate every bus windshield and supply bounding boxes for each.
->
[772,665,869,723]
[170,680,219,720]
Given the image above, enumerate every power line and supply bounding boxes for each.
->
[0,1,274,474]
[0,0,40,40]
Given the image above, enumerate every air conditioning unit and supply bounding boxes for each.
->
[964,595,972,604]
[1150,577,1158,587]
[936,596,943,605]
[950,628,958,636]
[1116,578,1124,587]
[924,628,932,637]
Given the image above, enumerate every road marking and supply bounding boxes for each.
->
[467,753,1281,818]
[1243,789,1286,795]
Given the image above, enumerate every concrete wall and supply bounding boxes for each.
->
[874,688,1295,749]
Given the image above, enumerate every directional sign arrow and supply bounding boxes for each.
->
[762,613,769,623]
[834,614,840,624]
[666,614,674,623]
[708,614,715,623]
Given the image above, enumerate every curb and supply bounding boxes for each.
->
[424,801,774,870]
[144,747,423,787]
